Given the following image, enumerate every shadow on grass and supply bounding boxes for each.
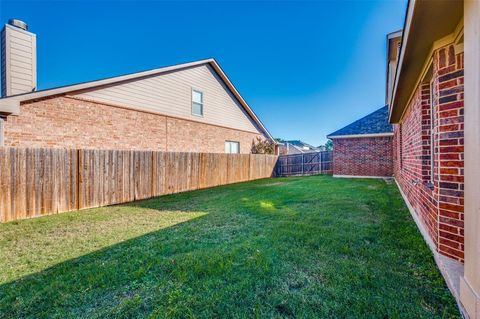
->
[0,176,462,318]
[0,187,282,318]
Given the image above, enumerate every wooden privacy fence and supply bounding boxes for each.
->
[0,147,278,223]
[275,151,332,176]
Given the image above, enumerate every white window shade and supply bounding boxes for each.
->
[231,142,239,153]
[192,90,202,103]
[225,141,240,154]
[191,89,203,116]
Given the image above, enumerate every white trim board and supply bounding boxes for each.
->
[387,29,403,40]
[394,178,467,317]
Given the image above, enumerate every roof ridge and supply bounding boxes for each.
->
[0,58,215,101]
[0,58,275,142]
[327,105,392,138]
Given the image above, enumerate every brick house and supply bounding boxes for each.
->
[0,20,275,154]
[389,1,480,317]
[327,1,479,316]
[327,105,393,178]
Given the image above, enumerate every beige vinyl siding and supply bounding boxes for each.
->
[72,64,260,133]
[1,24,36,96]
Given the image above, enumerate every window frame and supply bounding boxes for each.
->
[225,140,240,154]
[191,89,204,117]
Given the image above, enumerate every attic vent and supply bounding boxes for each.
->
[8,19,28,31]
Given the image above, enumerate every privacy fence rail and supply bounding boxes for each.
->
[0,147,278,223]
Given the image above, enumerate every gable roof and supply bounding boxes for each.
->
[278,140,322,155]
[327,106,393,139]
[0,58,275,142]
[284,140,318,149]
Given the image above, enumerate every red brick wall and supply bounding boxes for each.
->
[332,136,393,177]
[394,44,464,262]
[3,96,264,154]
[166,117,262,153]
[393,84,438,248]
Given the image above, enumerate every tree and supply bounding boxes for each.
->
[251,137,275,154]
[325,139,333,151]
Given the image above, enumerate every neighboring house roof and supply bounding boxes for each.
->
[0,58,275,142]
[284,140,318,150]
[327,106,393,139]
[278,140,321,154]
[278,144,304,155]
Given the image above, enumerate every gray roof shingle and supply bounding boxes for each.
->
[327,106,393,138]
[284,140,317,149]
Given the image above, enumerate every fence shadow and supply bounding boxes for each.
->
[0,148,278,223]
[0,181,289,318]
[0,176,459,318]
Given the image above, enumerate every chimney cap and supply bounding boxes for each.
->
[8,19,28,31]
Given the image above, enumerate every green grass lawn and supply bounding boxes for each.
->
[0,176,460,318]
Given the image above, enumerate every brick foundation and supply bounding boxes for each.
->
[3,96,264,153]
[332,136,393,177]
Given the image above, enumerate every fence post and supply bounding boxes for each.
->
[248,154,251,181]
[77,149,81,210]
[302,153,304,175]
[320,151,323,174]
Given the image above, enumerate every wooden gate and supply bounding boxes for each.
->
[275,151,332,176]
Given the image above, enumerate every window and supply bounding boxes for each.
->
[225,141,240,154]
[192,89,203,116]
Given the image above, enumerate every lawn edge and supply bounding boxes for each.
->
[394,178,467,318]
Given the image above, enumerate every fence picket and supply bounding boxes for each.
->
[0,147,278,222]
[276,151,333,176]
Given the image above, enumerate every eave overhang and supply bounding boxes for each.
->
[389,0,463,123]
[0,99,20,116]
[385,30,402,106]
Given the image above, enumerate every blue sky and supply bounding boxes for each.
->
[1,0,406,145]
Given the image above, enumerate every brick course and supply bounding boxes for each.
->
[394,44,464,262]
[332,136,393,177]
[3,96,264,153]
